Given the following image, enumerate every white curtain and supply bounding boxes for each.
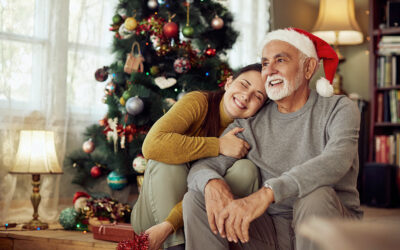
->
[226,0,271,68]
[0,0,115,224]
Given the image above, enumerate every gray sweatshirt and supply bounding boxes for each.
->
[187,90,362,216]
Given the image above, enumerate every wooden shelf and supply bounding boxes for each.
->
[373,27,400,36]
[376,86,400,91]
[374,122,400,127]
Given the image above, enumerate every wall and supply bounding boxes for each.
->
[271,0,370,100]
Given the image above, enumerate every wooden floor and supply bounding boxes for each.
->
[1,206,400,250]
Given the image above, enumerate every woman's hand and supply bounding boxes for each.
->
[144,221,174,250]
[219,127,250,158]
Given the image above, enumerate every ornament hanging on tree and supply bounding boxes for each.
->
[124,16,137,31]
[177,90,187,100]
[147,0,158,9]
[94,66,109,82]
[112,14,123,25]
[106,117,119,153]
[154,76,177,89]
[211,15,224,30]
[59,207,78,230]
[150,65,160,76]
[107,171,128,190]
[105,82,116,95]
[150,35,161,50]
[205,45,216,57]
[126,96,144,116]
[90,165,102,178]
[173,57,191,74]
[118,24,134,39]
[82,139,95,154]
[132,155,148,174]
[163,14,178,39]
[182,2,194,38]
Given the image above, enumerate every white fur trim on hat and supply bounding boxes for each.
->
[261,29,318,59]
[316,77,334,97]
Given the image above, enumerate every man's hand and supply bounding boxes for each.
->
[204,179,234,237]
[217,187,274,243]
[219,127,250,159]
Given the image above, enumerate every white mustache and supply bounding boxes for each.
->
[265,75,286,86]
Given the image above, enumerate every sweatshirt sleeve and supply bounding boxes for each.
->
[264,98,361,203]
[165,202,183,231]
[142,91,220,164]
[187,122,240,194]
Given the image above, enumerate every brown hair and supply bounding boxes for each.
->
[201,63,262,137]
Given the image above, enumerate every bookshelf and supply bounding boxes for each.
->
[369,0,400,164]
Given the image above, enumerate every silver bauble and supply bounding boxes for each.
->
[126,96,144,115]
[211,15,224,30]
[147,0,158,9]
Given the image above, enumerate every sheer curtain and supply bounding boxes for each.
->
[226,0,271,68]
[0,0,115,224]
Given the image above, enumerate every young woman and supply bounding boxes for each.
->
[131,63,267,250]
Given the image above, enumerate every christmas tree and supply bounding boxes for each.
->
[64,0,238,190]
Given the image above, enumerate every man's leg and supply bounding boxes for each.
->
[183,189,230,250]
[131,160,188,248]
[292,186,357,250]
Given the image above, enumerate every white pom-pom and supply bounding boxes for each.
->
[316,77,334,97]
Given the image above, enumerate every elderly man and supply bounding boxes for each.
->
[182,28,362,250]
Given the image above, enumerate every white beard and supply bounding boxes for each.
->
[265,70,304,101]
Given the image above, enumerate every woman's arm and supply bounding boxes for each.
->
[142,91,220,164]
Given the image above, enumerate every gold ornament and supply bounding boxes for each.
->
[125,17,137,31]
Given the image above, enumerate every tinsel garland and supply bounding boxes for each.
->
[117,233,149,250]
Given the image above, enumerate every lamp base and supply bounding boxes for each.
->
[22,219,48,230]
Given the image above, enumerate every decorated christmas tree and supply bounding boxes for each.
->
[64,0,238,190]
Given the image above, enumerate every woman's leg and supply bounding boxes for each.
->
[224,159,261,197]
[131,160,188,248]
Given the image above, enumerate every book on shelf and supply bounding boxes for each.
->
[375,90,400,123]
[375,133,400,166]
[377,92,384,123]
[376,55,400,87]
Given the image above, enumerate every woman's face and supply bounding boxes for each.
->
[223,70,267,119]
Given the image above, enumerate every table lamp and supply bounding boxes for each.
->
[312,0,363,94]
[9,130,63,230]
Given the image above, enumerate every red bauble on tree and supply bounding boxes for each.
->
[205,46,216,57]
[163,14,178,39]
[90,166,102,178]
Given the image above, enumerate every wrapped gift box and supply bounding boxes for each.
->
[92,223,136,242]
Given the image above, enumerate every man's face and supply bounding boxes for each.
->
[261,40,306,101]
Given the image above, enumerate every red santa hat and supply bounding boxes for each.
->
[73,191,90,204]
[261,27,338,97]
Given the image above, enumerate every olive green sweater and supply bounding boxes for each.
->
[141,91,232,231]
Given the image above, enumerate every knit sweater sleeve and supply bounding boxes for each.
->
[264,98,361,203]
[142,91,220,164]
[187,122,240,194]
[165,201,183,231]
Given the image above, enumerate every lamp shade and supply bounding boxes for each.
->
[312,0,363,45]
[10,130,63,174]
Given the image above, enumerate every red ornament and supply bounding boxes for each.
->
[82,139,95,153]
[205,47,216,57]
[163,22,178,38]
[117,233,149,250]
[90,166,102,178]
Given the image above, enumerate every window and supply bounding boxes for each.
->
[0,0,116,118]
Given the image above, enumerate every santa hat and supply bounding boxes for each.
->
[261,27,338,97]
[73,191,90,204]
